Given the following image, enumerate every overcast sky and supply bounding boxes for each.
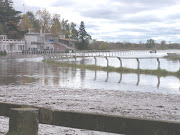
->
[12,0,180,43]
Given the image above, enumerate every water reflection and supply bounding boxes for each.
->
[136,74,140,86]
[94,70,97,80]
[118,73,123,83]
[0,55,180,94]
[95,70,170,89]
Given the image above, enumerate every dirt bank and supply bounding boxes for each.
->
[0,85,180,134]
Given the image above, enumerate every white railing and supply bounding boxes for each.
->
[0,40,25,44]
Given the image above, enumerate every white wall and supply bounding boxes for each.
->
[25,34,39,50]
[0,40,25,53]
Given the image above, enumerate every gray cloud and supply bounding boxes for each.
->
[12,0,180,43]
[78,0,179,25]
[81,8,118,19]
[81,8,162,24]
[90,25,180,43]
[121,15,162,24]
[79,0,172,25]
[111,0,178,7]
[167,13,180,20]
[51,0,76,7]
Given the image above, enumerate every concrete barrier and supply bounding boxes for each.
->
[6,108,39,135]
[53,110,180,135]
[39,107,54,125]
[0,102,27,117]
[1,102,180,135]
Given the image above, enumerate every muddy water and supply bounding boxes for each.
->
[0,51,180,94]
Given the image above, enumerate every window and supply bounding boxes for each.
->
[31,42,37,45]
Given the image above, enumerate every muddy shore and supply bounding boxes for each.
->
[0,85,180,134]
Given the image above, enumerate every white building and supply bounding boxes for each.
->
[0,32,77,53]
[24,33,58,51]
[25,32,77,51]
[0,35,25,53]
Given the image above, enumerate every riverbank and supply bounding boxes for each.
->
[0,85,180,120]
[1,86,180,134]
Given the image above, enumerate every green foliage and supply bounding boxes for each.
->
[77,21,91,50]
[61,19,78,39]
[3,50,6,55]
[65,49,73,53]
[0,50,7,56]
[26,11,41,33]
[76,40,89,50]
[163,55,180,61]
[36,9,51,33]
[0,0,21,38]
[51,14,61,34]
[145,39,155,49]
[99,42,109,50]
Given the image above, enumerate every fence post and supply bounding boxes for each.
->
[6,108,39,135]
[94,70,97,80]
[136,58,140,69]
[105,72,109,82]
[157,76,160,88]
[157,58,160,69]
[94,57,97,66]
[105,57,109,67]
[136,74,140,85]
[118,73,122,83]
[117,57,122,68]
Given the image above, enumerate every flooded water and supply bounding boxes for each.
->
[0,50,180,94]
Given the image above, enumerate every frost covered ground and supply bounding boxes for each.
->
[0,85,180,134]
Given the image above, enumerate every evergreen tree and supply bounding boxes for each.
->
[0,0,21,38]
[70,22,78,39]
[77,21,91,50]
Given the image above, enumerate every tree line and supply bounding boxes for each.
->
[1,0,180,51]
[89,39,180,50]
[0,0,91,50]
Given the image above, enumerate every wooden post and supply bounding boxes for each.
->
[117,57,122,68]
[94,70,97,80]
[157,58,160,69]
[118,73,122,83]
[157,76,160,88]
[105,72,109,82]
[136,58,140,69]
[7,108,39,135]
[105,57,109,67]
[94,57,97,66]
[136,74,140,85]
